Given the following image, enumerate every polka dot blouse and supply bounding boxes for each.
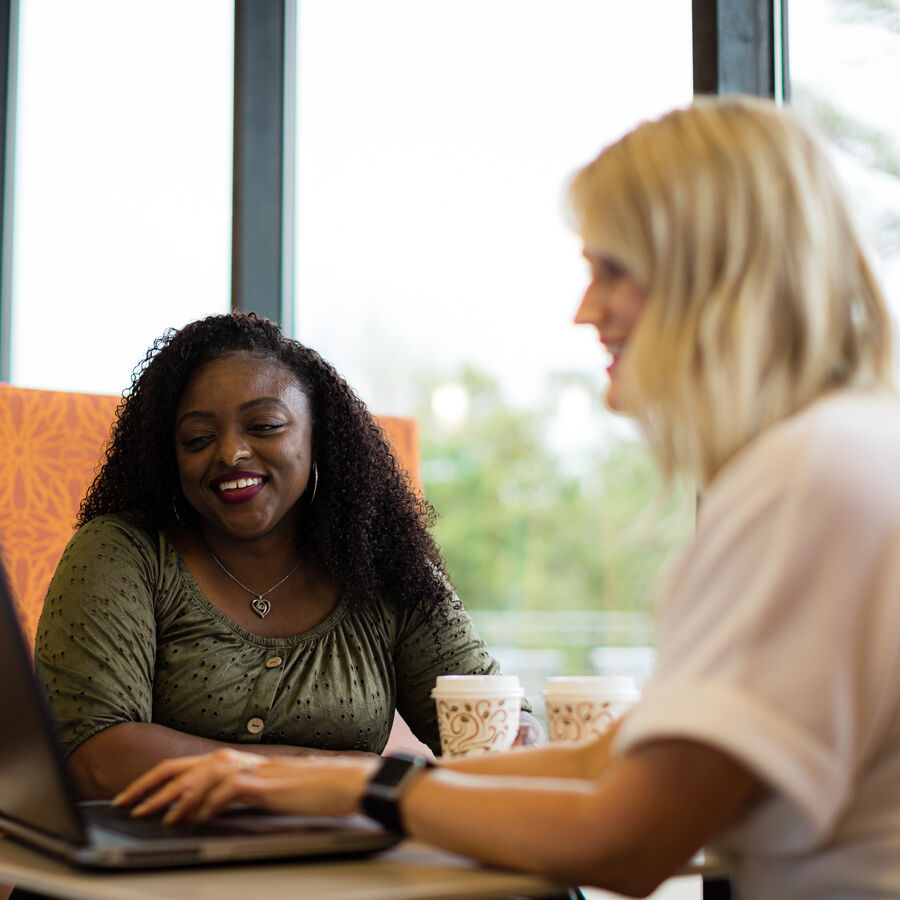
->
[35,514,504,757]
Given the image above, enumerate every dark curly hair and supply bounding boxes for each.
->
[78,312,457,621]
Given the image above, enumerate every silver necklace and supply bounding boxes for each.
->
[208,551,301,619]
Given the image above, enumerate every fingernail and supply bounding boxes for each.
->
[162,809,177,826]
[131,802,148,817]
[110,793,124,807]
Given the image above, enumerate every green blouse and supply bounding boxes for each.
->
[35,513,503,757]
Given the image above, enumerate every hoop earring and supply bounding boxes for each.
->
[308,461,318,505]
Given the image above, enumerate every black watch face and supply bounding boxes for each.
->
[374,756,419,787]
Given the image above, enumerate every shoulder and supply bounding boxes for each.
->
[660,390,900,627]
[75,510,154,536]
[63,511,165,568]
[345,591,437,647]
[707,390,900,524]
[768,389,900,462]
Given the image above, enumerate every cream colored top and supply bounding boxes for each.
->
[615,390,900,899]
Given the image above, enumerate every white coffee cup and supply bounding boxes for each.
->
[543,675,639,743]
[431,674,524,757]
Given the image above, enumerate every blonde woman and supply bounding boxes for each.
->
[114,98,900,898]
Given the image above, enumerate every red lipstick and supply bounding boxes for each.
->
[210,470,267,505]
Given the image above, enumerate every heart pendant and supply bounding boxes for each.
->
[251,597,271,619]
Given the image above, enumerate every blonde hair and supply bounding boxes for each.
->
[569,96,894,486]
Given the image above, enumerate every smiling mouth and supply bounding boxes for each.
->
[601,342,623,368]
[215,476,264,492]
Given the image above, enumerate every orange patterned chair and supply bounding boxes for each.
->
[0,382,422,652]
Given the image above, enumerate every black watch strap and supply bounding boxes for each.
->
[361,752,435,834]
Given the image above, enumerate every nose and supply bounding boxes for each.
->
[217,428,251,466]
[574,283,605,328]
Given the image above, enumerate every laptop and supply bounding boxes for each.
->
[0,563,400,869]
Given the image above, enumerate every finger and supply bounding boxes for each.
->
[131,762,225,818]
[195,774,254,822]
[160,785,203,825]
[180,768,270,824]
[132,772,200,818]
[153,755,264,823]
[161,780,220,825]
[113,755,207,807]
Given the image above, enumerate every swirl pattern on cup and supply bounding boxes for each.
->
[545,699,622,742]
[435,696,519,756]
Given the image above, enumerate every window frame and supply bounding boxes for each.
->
[0,0,783,369]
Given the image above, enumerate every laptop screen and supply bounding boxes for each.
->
[0,563,87,844]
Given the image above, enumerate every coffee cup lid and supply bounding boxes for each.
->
[543,675,639,699]
[431,674,524,697]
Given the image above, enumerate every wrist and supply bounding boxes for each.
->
[360,752,435,834]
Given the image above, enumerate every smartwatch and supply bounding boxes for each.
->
[361,752,436,834]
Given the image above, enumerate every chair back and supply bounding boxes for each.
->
[0,382,420,649]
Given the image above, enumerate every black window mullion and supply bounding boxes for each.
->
[0,0,18,382]
[692,0,786,98]
[232,0,296,332]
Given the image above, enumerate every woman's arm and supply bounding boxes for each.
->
[402,739,760,896]
[442,720,620,780]
[115,734,761,896]
[69,723,375,799]
[70,706,596,801]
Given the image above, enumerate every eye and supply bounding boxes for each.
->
[248,421,287,435]
[584,253,627,286]
[596,257,626,284]
[179,433,214,451]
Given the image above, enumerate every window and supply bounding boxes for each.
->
[10,0,233,394]
[789,0,900,329]
[294,0,695,709]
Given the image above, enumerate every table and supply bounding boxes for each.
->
[0,835,572,900]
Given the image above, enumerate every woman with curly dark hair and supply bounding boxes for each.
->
[34,312,537,799]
